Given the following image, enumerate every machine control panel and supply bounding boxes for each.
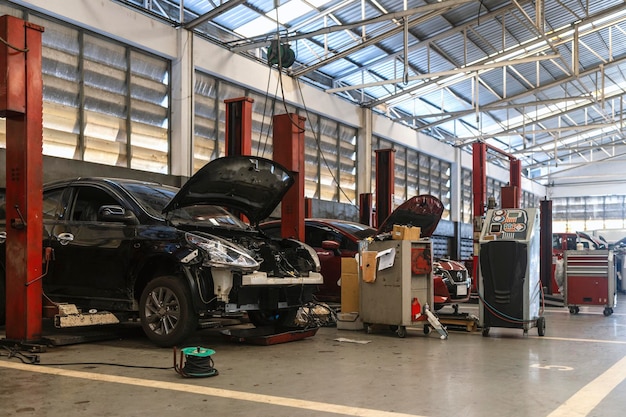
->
[481,208,531,241]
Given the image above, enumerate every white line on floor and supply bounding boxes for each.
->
[531,336,626,344]
[546,355,626,417]
[0,360,427,417]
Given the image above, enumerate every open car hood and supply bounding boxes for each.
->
[577,231,607,249]
[162,156,294,224]
[377,195,444,238]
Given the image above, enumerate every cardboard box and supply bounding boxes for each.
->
[392,225,421,240]
[341,257,359,313]
[361,251,378,283]
[336,312,364,330]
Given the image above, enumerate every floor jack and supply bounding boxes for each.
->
[220,326,319,345]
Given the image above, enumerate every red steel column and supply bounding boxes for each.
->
[359,193,373,226]
[375,148,395,228]
[0,16,44,342]
[472,142,487,219]
[273,113,306,242]
[540,198,554,293]
[509,158,522,207]
[499,159,521,208]
[304,197,313,218]
[224,97,253,156]
[471,142,487,291]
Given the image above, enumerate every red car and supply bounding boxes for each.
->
[261,196,471,310]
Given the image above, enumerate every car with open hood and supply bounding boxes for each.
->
[0,156,322,346]
[552,231,606,255]
[260,195,472,310]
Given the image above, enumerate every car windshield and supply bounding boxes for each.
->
[326,220,377,240]
[119,181,250,229]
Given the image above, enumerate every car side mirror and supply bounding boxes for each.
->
[321,240,341,255]
[98,205,139,225]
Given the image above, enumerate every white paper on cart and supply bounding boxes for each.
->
[376,247,395,270]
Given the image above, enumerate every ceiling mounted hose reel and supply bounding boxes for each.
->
[267,39,295,68]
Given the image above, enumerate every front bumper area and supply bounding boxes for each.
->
[241,271,324,286]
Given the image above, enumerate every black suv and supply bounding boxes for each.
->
[0,156,322,346]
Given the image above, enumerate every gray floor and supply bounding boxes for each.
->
[1,299,626,417]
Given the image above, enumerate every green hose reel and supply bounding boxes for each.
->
[267,40,295,68]
[174,346,218,378]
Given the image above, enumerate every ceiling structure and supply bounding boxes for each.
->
[115,0,626,189]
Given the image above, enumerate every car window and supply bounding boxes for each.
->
[70,187,119,221]
[120,182,176,218]
[1,188,66,221]
[119,181,250,229]
[169,205,250,229]
[43,188,67,220]
[305,224,343,248]
[565,235,577,250]
[552,234,561,250]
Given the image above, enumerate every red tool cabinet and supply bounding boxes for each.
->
[564,250,616,316]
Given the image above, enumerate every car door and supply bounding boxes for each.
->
[304,222,343,299]
[45,184,137,309]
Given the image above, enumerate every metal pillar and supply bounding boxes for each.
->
[500,185,518,208]
[359,193,373,226]
[224,97,253,222]
[0,15,44,342]
[224,97,254,156]
[472,141,522,289]
[472,142,487,281]
[540,198,554,293]
[375,148,395,228]
[502,159,522,208]
[273,113,306,242]
[509,159,522,203]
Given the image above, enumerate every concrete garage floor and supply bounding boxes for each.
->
[1,300,626,417]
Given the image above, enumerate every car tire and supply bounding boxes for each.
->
[139,276,198,347]
[247,308,298,328]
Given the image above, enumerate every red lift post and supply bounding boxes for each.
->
[0,15,44,342]
[471,142,521,288]
[375,149,395,228]
[273,113,306,242]
[223,97,253,223]
[540,198,554,294]
[359,193,373,226]
[501,158,522,208]
[224,97,254,156]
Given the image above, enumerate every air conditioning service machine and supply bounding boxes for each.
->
[478,208,545,337]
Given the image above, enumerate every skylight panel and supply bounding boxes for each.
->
[270,0,313,22]
[235,15,277,38]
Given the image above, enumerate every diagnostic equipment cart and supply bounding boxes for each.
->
[359,238,446,338]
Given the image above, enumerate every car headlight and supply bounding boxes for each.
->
[185,232,260,271]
